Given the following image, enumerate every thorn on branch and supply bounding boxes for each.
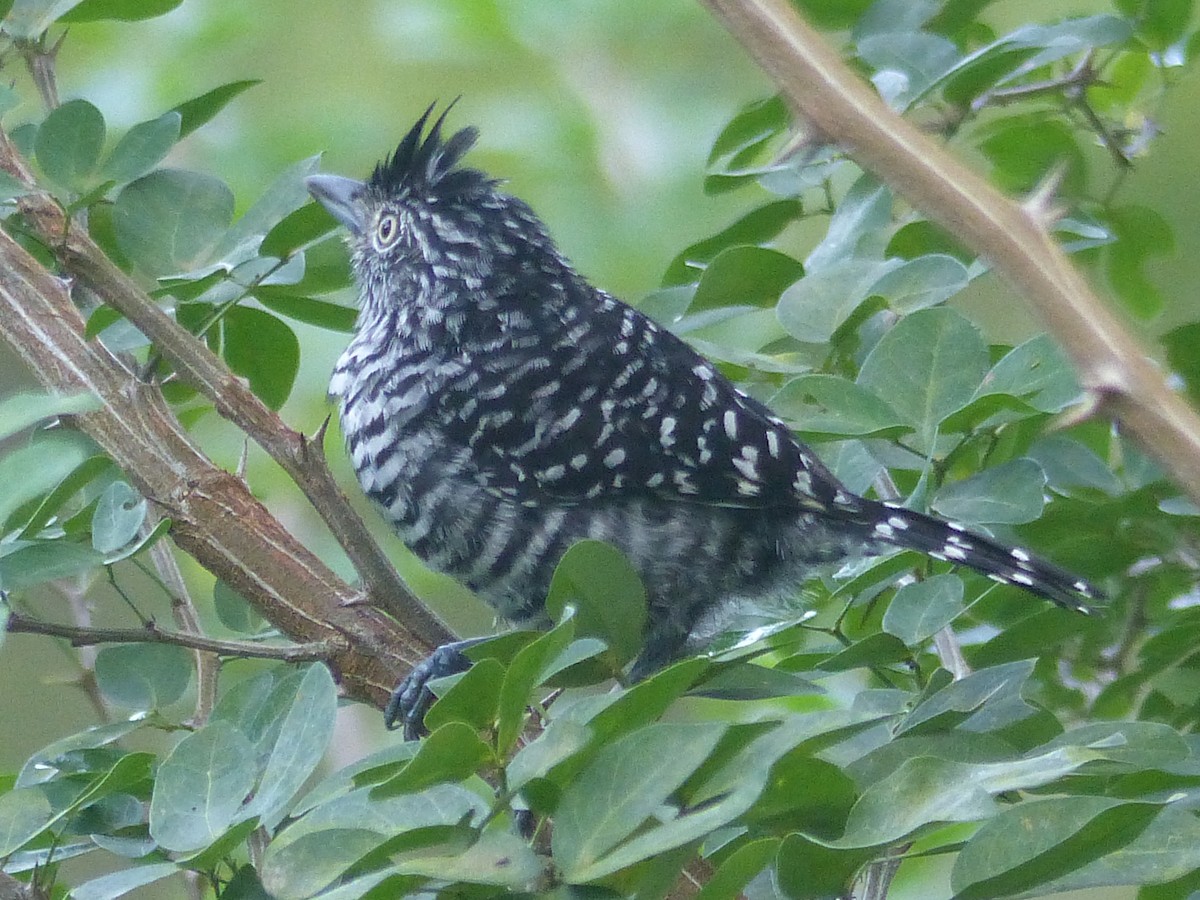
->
[1022,163,1069,229]
[339,590,373,608]
[1053,378,1129,431]
[301,414,333,463]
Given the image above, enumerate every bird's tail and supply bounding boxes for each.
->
[852,498,1100,613]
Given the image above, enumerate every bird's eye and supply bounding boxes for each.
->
[374,213,400,249]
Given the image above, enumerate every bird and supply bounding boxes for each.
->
[306,103,1100,736]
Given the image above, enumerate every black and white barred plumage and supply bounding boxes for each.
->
[307,105,1098,727]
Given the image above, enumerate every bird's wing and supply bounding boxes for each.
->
[433,291,844,511]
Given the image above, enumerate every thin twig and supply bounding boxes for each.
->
[146,518,219,725]
[20,32,63,110]
[7,611,340,662]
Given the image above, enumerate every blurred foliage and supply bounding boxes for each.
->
[4,0,1200,899]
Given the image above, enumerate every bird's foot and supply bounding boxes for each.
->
[384,639,480,739]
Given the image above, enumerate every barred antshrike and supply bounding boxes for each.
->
[307,104,1098,736]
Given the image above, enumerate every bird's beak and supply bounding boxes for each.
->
[306,174,367,235]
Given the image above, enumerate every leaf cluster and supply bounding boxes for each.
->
[3,0,1200,898]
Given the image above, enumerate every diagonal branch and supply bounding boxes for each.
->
[0,127,453,648]
[0,222,429,709]
[700,0,1200,507]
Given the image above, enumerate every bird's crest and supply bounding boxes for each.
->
[370,101,484,197]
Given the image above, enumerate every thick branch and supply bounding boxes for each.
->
[7,612,337,663]
[701,0,1200,506]
[0,224,430,709]
[0,128,452,648]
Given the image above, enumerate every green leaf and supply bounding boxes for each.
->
[210,669,283,745]
[170,80,261,138]
[422,657,505,733]
[834,743,1099,848]
[17,720,144,786]
[691,662,821,701]
[260,201,340,259]
[389,829,543,889]
[0,539,106,590]
[820,632,912,672]
[1027,435,1123,496]
[0,786,52,856]
[870,253,970,313]
[0,391,101,443]
[979,115,1086,196]
[546,540,647,667]
[94,643,192,710]
[15,752,153,847]
[858,307,989,451]
[1025,804,1200,893]
[689,246,803,312]
[1039,721,1189,769]
[776,258,895,344]
[1164,322,1200,408]
[261,784,486,898]
[212,578,264,634]
[932,458,1046,525]
[69,863,181,900]
[371,722,492,797]
[883,574,965,645]
[496,615,577,753]
[287,234,353,294]
[253,289,357,333]
[212,154,321,262]
[857,30,961,109]
[90,480,146,553]
[0,429,94,529]
[706,95,787,169]
[585,718,859,883]
[99,111,181,183]
[553,722,727,880]
[1106,204,1174,319]
[507,717,594,793]
[586,657,711,743]
[662,200,803,286]
[952,796,1159,899]
[1116,0,1193,48]
[102,515,169,564]
[244,663,337,829]
[150,722,257,852]
[694,838,780,900]
[3,0,85,39]
[978,333,1082,413]
[771,374,908,439]
[938,16,1132,106]
[0,168,31,200]
[776,833,868,900]
[221,306,300,409]
[34,98,105,190]
[806,175,892,271]
[113,169,234,275]
[899,659,1035,735]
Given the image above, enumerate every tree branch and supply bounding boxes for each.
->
[700,0,1200,507]
[7,611,337,662]
[0,221,429,709]
[0,127,453,649]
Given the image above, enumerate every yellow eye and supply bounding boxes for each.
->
[375,213,400,248]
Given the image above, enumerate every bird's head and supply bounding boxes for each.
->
[307,103,563,321]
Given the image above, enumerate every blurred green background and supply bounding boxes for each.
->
[1,1,1197,897]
